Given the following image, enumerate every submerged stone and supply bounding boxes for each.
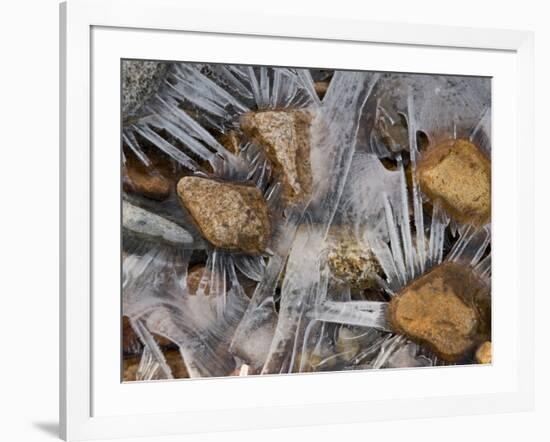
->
[416,139,491,227]
[388,261,491,362]
[240,109,313,204]
[327,232,381,290]
[177,176,270,254]
[123,162,171,201]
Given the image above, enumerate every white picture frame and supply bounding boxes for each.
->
[60,0,534,440]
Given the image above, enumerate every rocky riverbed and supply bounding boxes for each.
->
[121,61,492,381]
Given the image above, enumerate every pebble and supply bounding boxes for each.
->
[389,261,491,362]
[417,138,491,227]
[177,176,271,254]
[240,109,313,204]
[475,341,492,364]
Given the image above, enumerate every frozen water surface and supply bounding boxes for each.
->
[121,61,492,380]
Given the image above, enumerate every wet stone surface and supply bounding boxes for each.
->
[240,109,313,204]
[177,176,271,254]
[417,139,491,227]
[326,231,381,291]
[389,261,491,362]
[123,162,171,202]
[122,148,178,201]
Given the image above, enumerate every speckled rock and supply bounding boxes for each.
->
[177,176,270,254]
[240,109,313,204]
[475,341,492,364]
[417,139,491,227]
[326,231,381,290]
[389,261,491,362]
[122,60,170,120]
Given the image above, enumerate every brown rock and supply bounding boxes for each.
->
[475,341,492,364]
[240,109,313,204]
[388,261,491,362]
[416,139,491,227]
[123,166,171,201]
[122,151,172,201]
[177,176,270,254]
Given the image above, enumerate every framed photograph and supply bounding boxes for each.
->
[60,0,534,440]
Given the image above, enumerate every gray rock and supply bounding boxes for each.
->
[122,60,170,120]
[122,200,196,247]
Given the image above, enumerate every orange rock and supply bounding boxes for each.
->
[389,261,491,362]
[416,139,491,227]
